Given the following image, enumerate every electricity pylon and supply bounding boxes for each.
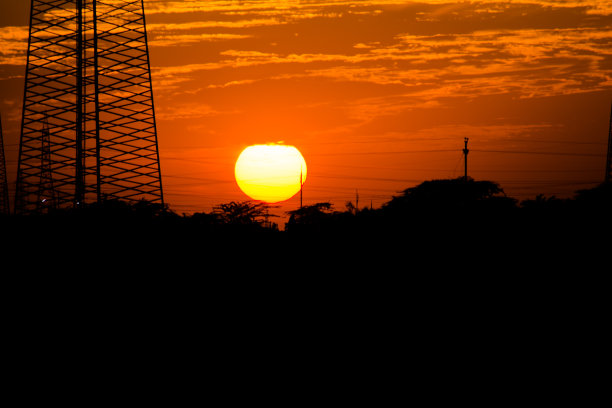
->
[15,0,163,214]
[606,102,611,184]
[36,116,57,212]
[0,114,9,214]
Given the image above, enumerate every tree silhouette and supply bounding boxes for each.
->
[574,182,611,211]
[287,202,332,222]
[372,177,522,247]
[520,194,571,215]
[213,201,275,226]
[4,176,608,258]
[345,200,356,215]
[285,202,334,233]
[383,177,515,213]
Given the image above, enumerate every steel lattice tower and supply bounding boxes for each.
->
[15,0,163,214]
[0,114,10,214]
[606,102,611,184]
[36,115,58,212]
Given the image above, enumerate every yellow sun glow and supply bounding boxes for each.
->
[235,144,307,203]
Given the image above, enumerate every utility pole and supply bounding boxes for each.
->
[300,167,303,209]
[606,102,611,184]
[463,137,469,181]
[355,189,359,213]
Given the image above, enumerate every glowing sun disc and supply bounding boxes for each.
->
[235,144,307,203]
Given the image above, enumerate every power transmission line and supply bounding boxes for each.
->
[471,149,601,157]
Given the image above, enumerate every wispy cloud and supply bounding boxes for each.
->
[0,25,28,65]
[153,21,611,101]
[412,0,612,15]
[149,33,252,47]
[144,1,612,16]
[207,79,258,89]
[147,18,282,32]
[144,1,419,15]
[156,101,238,120]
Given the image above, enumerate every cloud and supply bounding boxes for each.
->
[0,25,28,40]
[207,79,258,89]
[0,25,28,65]
[144,1,420,16]
[290,25,612,99]
[3,1,612,113]
[150,20,612,102]
[143,1,612,17]
[411,0,612,15]
[149,33,252,47]
[155,101,237,120]
[147,18,282,32]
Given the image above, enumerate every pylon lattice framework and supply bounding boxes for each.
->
[15,0,163,214]
[606,101,611,184]
[0,114,10,214]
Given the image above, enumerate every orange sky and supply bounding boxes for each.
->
[1,1,611,222]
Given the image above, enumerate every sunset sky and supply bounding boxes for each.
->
[1,0,611,220]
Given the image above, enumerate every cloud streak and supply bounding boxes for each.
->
[0,25,28,65]
[152,22,612,102]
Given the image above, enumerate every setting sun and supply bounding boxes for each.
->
[235,144,307,203]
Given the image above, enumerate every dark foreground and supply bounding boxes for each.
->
[1,179,607,408]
